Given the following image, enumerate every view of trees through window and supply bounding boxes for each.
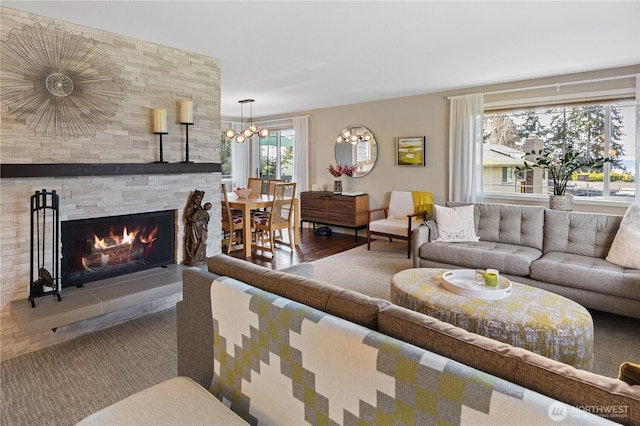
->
[259,129,294,182]
[221,131,232,178]
[220,128,295,190]
[483,101,637,200]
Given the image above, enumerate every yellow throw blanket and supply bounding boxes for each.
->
[412,191,433,218]
[618,361,640,386]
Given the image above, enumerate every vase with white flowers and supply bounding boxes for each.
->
[516,143,610,210]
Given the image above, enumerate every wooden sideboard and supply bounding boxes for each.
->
[300,191,369,239]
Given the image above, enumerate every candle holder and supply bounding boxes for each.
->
[154,132,168,163]
[179,101,194,163]
[181,122,193,163]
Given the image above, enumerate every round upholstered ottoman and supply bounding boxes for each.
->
[391,268,594,369]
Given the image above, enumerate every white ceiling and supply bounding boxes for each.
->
[4,1,639,118]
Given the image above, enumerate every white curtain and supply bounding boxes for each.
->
[635,74,640,188]
[293,116,310,195]
[230,122,250,188]
[448,94,484,203]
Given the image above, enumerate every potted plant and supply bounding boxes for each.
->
[517,144,610,210]
[327,163,358,194]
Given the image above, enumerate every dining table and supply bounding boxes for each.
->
[225,192,299,257]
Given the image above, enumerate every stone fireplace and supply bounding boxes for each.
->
[1,7,222,361]
[1,171,221,360]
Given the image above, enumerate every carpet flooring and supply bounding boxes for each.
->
[312,240,640,379]
[1,308,177,426]
[1,241,638,425]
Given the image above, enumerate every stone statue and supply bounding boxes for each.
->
[183,190,212,266]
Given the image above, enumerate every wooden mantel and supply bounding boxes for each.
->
[1,163,220,178]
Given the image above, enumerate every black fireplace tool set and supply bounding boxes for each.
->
[30,189,62,307]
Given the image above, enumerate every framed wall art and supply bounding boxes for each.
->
[396,136,425,167]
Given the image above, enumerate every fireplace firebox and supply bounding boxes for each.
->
[61,210,175,288]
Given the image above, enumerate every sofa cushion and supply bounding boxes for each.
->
[433,204,479,242]
[387,190,415,219]
[544,210,622,258]
[606,203,640,269]
[369,217,421,236]
[475,203,545,250]
[445,203,545,250]
[618,362,640,386]
[76,376,248,425]
[418,240,542,276]
[530,252,640,301]
[207,254,389,330]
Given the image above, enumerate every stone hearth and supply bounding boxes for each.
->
[11,264,189,336]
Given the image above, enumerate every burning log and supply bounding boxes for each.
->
[82,241,145,268]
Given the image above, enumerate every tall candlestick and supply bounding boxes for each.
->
[153,108,168,133]
[180,100,193,124]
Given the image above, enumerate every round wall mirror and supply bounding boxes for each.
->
[334,124,378,177]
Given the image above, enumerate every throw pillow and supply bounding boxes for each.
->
[618,361,640,386]
[434,204,479,243]
[606,203,640,269]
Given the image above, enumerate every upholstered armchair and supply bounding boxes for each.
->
[367,190,433,258]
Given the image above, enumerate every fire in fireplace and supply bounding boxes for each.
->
[61,210,175,288]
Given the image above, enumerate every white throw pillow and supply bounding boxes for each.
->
[606,203,640,269]
[434,204,479,242]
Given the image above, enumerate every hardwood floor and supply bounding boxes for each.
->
[226,228,367,269]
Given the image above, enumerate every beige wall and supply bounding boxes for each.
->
[308,94,450,209]
[274,65,639,217]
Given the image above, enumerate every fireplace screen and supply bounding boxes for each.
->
[61,210,175,288]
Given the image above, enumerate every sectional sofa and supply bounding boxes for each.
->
[78,254,639,424]
[171,254,638,425]
[412,203,640,319]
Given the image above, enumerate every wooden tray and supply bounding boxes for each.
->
[441,269,512,300]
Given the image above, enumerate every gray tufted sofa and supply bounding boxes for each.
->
[412,203,640,319]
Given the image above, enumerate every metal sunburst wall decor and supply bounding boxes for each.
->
[0,22,126,140]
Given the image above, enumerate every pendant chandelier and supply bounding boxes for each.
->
[336,126,372,145]
[224,99,269,143]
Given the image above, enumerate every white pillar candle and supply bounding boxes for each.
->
[153,109,168,133]
[180,100,193,124]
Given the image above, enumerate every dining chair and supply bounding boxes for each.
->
[251,182,296,255]
[246,178,264,197]
[266,179,284,196]
[221,184,244,253]
[265,179,286,238]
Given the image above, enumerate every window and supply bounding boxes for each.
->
[502,167,513,184]
[258,128,294,183]
[483,101,638,201]
[219,126,295,190]
[220,131,232,179]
